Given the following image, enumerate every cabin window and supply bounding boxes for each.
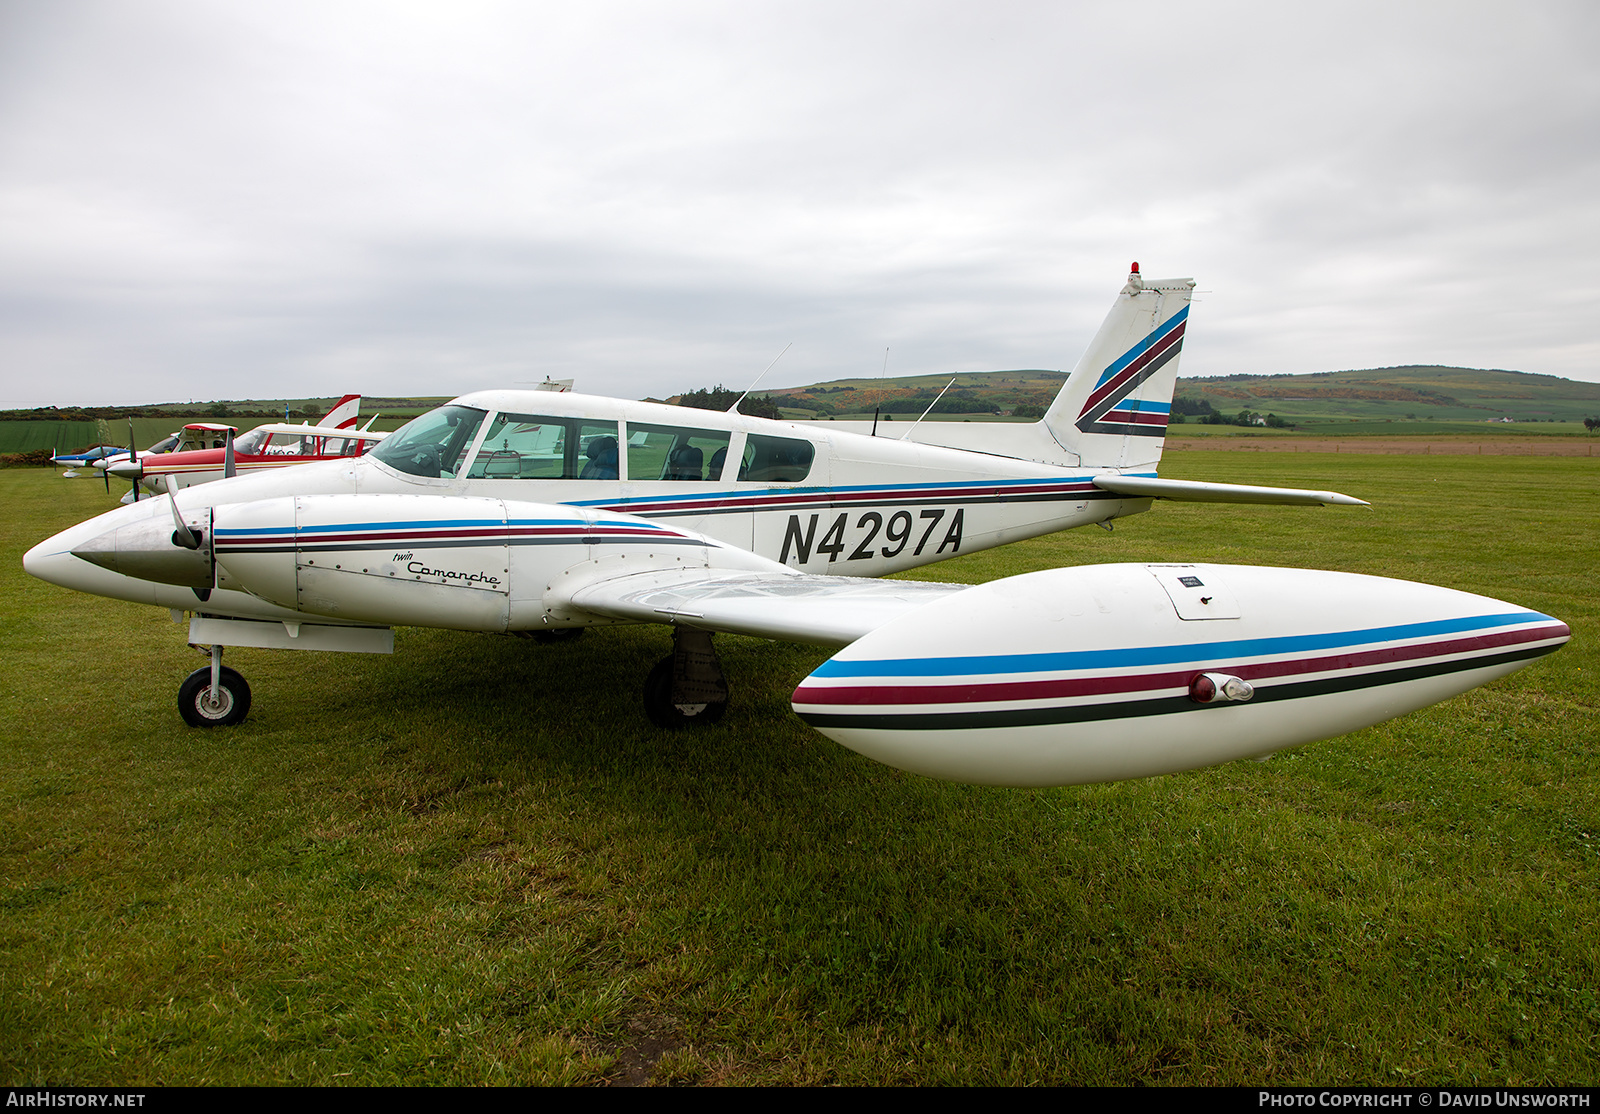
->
[624,423,732,482]
[462,414,622,480]
[327,435,371,457]
[266,432,315,455]
[371,405,487,479]
[232,428,270,455]
[738,434,814,483]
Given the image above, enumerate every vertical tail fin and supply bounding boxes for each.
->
[1042,265,1195,470]
[318,394,361,429]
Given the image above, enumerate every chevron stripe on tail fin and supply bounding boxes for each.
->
[1042,264,1195,470]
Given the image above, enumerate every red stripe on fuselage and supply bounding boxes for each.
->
[792,621,1570,707]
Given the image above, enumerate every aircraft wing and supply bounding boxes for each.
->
[1094,475,1369,506]
[564,568,970,647]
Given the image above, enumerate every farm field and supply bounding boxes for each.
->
[1165,436,1599,457]
[1,454,1596,1085]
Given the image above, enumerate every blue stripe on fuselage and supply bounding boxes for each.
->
[808,612,1552,679]
[563,474,1098,510]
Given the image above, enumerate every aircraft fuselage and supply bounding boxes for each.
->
[25,389,1148,630]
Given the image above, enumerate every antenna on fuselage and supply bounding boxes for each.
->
[902,377,958,440]
[869,347,889,436]
[728,342,792,414]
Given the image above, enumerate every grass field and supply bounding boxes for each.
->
[2,455,1596,1085]
[1170,421,1595,438]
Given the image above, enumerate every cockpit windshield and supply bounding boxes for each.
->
[370,405,488,478]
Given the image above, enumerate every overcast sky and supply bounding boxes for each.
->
[2,0,1596,408]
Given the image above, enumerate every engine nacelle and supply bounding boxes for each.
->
[792,563,1568,787]
[210,494,767,631]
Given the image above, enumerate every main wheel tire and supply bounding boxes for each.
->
[643,655,727,729]
[177,666,252,728]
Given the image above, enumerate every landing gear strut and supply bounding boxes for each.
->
[177,644,251,727]
[643,627,728,728]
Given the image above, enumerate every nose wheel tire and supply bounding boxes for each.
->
[178,666,252,727]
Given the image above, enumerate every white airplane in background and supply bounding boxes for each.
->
[24,267,1569,787]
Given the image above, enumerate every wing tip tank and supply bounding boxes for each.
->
[793,563,1566,787]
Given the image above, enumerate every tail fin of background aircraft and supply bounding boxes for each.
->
[1041,264,1195,471]
[318,394,361,430]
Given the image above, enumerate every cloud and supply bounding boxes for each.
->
[2,0,1597,406]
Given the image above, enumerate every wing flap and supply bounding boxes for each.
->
[1094,475,1369,506]
[566,568,969,647]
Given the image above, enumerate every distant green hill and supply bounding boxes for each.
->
[1174,366,1600,424]
[696,370,1068,419]
[739,365,1600,425]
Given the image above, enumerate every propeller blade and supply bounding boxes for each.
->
[126,419,139,501]
[167,491,201,550]
[223,429,236,479]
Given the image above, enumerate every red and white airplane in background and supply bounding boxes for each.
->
[57,424,235,479]
[105,395,384,499]
[24,268,1568,786]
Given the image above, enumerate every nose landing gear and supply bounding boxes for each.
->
[177,644,252,727]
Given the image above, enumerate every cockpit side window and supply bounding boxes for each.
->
[232,428,269,455]
[623,423,732,481]
[468,414,569,479]
[265,432,314,455]
[461,415,621,480]
[738,434,815,483]
[371,405,488,478]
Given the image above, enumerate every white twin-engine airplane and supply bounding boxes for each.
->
[24,267,1569,787]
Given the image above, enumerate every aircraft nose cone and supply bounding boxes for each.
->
[68,517,213,589]
[106,459,142,480]
[22,535,79,588]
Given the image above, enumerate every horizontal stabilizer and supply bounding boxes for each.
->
[1094,475,1368,506]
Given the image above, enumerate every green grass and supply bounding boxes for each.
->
[1,456,1596,1085]
[1286,421,1593,437]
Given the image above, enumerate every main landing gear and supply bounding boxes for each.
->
[643,627,729,728]
[171,627,719,731]
[178,644,251,727]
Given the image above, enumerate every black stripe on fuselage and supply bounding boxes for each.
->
[795,644,1554,731]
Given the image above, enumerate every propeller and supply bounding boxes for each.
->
[223,428,236,479]
[125,419,139,502]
